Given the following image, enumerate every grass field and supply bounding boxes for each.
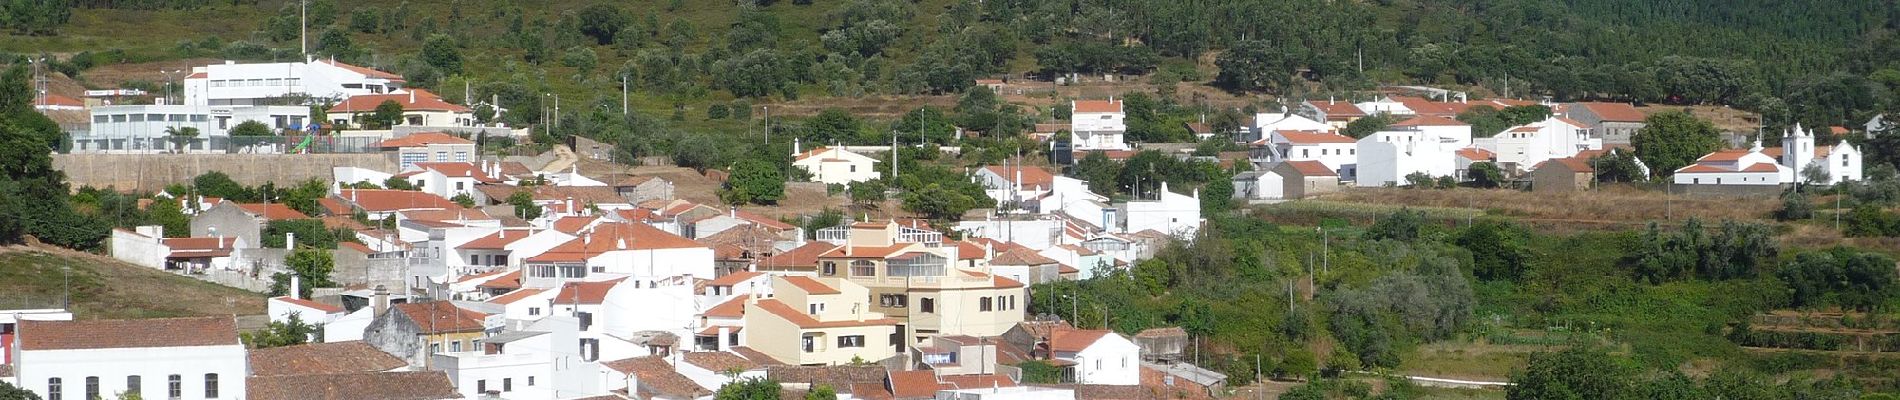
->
[0,244,264,319]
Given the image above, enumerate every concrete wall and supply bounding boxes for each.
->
[53,153,397,192]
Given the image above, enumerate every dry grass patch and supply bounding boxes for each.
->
[1311,186,1776,224]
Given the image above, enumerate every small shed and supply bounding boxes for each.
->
[1272,160,1341,199]
[1134,327,1188,362]
[1231,170,1284,200]
[1529,157,1594,193]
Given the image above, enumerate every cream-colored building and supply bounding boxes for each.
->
[812,221,1029,345]
[743,276,901,366]
[790,144,882,185]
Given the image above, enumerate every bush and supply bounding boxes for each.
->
[1776,191,1813,221]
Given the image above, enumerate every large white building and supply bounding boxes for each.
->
[1675,125,1863,186]
[1253,130,1359,179]
[1356,116,1473,187]
[1071,100,1128,151]
[73,104,311,153]
[181,59,404,106]
[1123,182,1202,238]
[8,316,248,400]
[328,89,476,129]
[1472,116,1602,174]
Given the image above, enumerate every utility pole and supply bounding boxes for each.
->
[300,0,308,58]
[620,75,628,115]
[764,106,771,144]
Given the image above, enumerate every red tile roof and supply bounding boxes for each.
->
[1391,115,1469,127]
[19,316,239,350]
[1533,157,1594,173]
[708,271,765,287]
[322,60,405,80]
[752,299,900,329]
[246,371,461,400]
[457,269,511,284]
[1280,160,1337,177]
[1695,149,1753,162]
[891,370,951,398]
[487,288,549,305]
[399,208,493,222]
[1275,130,1356,144]
[375,132,473,148]
[783,276,841,295]
[819,244,912,259]
[479,271,521,289]
[758,242,838,269]
[329,89,469,113]
[1576,102,1646,122]
[989,247,1059,266]
[412,162,503,183]
[393,301,488,334]
[940,374,1019,389]
[237,203,311,220]
[683,351,762,372]
[1455,147,1496,161]
[248,341,408,376]
[552,279,625,305]
[456,229,534,250]
[1050,327,1112,353]
[982,166,1057,189]
[1304,100,1366,118]
[272,296,345,314]
[39,93,84,107]
[1389,96,1457,117]
[731,209,797,231]
[602,356,712,399]
[1073,100,1123,113]
[704,296,749,318]
[337,189,461,212]
[526,222,704,262]
[163,236,238,258]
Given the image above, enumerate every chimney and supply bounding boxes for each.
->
[409,90,416,104]
[584,232,593,245]
[985,242,994,259]
[289,274,301,300]
[373,285,390,316]
[287,232,296,250]
[717,326,732,351]
[616,238,627,250]
[565,197,575,216]
[793,137,801,156]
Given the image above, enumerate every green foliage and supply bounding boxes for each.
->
[1507,347,1641,400]
[847,180,885,207]
[362,100,405,129]
[0,379,41,400]
[1776,191,1813,221]
[420,34,463,75]
[714,377,780,400]
[1468,162,1505,188]
[260,219,355,249]
[902,183,979,221]
[574,4,629,45]
[1776,247,1897,311]
[1343,114,1397,139]
[1623,219,1777,283]
[1365,209,1427,242]
[1455,219,1531,281]
[0,0,71,35]
[229,120,273,136]
[1458,105,1554,137]
[268,248,335,299]
[192,171,247,200]
[508,191,542,220]
[721,159,785,205]
[1632,111,1722,178]
[1590,149,1648,183]
[239,312,319,349]
[1215,40,1296,92]
[451,193,475,208]
[803,384,836,400]
[143,197,190,238]
[1018,360,1062,384]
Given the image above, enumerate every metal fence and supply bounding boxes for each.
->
[65,134,385,154]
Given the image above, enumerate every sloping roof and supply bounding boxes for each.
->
[38,93,85,108]
[1760,146,1834,159]
[412,162,503,183]
[1051,327,1113,353]
[1275,130,1356,144]
[703,296,749,318]
[552,279,624,305]
[684,351,762,372]
[456,229,534,250]
[732,346,787,366]
[248,341,409,376]
[272,296,346,314]
[1305,100,1366,117]
[1391,115,1468,127]
[375,132,474,148]
[754,299,900,329]
[1074,99,1123,113]
[1695,149,1753,162]
[236,203,311,220]
[989,247,1059,266]
[819,244,912,259]
[329,89,470,113]
[526,222,705,262]
[1280,160,1337,177]
[707,271,765,287]
[19,316,238,350]
[1533,157,1594,173]
[337,189,461,212]
[247,371,460,400]
[766,365,887,390]
[1576,102,1645,122]
[1389,96,1457,116]
[981,165,1057,189]
[940,374,1019,390]
[399,208,493,223]
[892,370,952,398]
[487,288,550,305]
[322,59,405,80]
[602,356,713,399]
[1135,327,1187,339]
[162,236,239,258]
[758,242,839,268]
[392,301,488,334]
[1455,147,1496,161]
[783,276,841,295]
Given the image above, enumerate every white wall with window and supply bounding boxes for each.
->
[12,340,247,400]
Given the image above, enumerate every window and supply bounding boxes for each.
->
[455,151,469,161]
[451,340,463,352]
[529,376,536,386]
[851,260,876,277]
[1096,359,1103,369]
[920,298,935,313]
[131,114,146,122]
[822,262,837,276]
[430,342,442,354]
[86,377,98,400]
[530,307,541,316]
[802,335,817,352]
[808,302,825,315]
[1301,149,1308,157]
[979,297,993,312]
[205,373,219,398]
[838,335,865,348]
[127,376,141,398]
[879,294,907,308]
[470,255,480,265]
[436,151,448,161]
[455,182,466,191]
[579,312,595,331]
[850,165,857,172]
[169,375,182,399]
[477,380,488,393]
[47,378,61,400]
[504,378,513,392]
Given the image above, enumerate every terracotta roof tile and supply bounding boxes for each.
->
[19,316,238,350]
[487,288,549,305]
[552,279,624,305]
[1391,115,1468,127]
[989,247,1059,266]
[704,296,749,318]
[412,162,503,183]
[982,166,1057,189]
[1576,102,1645,122]
[247,371,460,400]
[399,208,492,222]
[766,365,887,389]
[236,203,310,220]
[602,356,712,399]
[456,229,535,250]
[323,60,404,80]
[892,370,952,398]
[272,296,345,314]
[753,299,900,329]
[1533,157,1594,173]
[248,341,408,376]
[1073,100,1123,113]
[683,351,762,372]
[1275,130,1355,144]
[162,237,238,258]
[1695,149,1752,162]
[783,276,841,295]
[1280,160,1337,177]
[330,89,469,113]
[374,132,473,148]
[1305,100,1366,117]
[526,222,704,262]
[708,271,765,287]
[940,374,1019,390]
[1051,327,1112,353]
[1455,147,1496,161]
[820,244,911,259]
[733,346,787,366]
[393,301,488,334]
[337,189,461,212]
[758,242,839,269]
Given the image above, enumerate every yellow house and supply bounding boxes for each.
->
[743,276,902,366]
[813,220,1029,345]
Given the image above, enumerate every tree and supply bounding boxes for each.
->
[165,126,200,153]
[1074,151,1121,196]
[1342,114,1396,139]
[1403,172,1436,188]
[714,378,780,400]
[1591,149,1647,183]
[575,4,630,45]
[721,159,785,205]
[847,180,885,208]
[803,385,836,400]
[1508,347,1642,400]
[420,34,463,75]
[1776,191,1813,221]
[805,108,861,144]
[1201,178,1234,216]
[1366,209,1426,242]
[1018,360,1062,384]
[144,195,189,237]
[382,176,417,191]
[1456,219,1531,281]
[269,248,335,299]
[903,183,978,221]
[0,380,41,400]
[1469,162,1504,188]
[193,171,249,200]
[451,193,475,208]
[1776,247,1897,311]
[229,120,273,136]
[239,312,319,349]
[508,191,542,220]
[1631,111,1722,178]
[1214,40,1293,92]
[363,100,405,129]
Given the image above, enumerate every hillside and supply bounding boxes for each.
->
[0,243,265,319]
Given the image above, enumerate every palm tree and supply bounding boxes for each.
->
[165,126,201,154]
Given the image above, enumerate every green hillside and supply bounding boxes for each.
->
[0,245,265,319]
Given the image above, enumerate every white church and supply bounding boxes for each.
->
[1673,124,1862,186]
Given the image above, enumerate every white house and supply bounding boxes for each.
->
[181,58,404,106]
[1676,125,1864,186]
[72,104,312,153]
[1250,111,1332,142]
[1672,146,1788,185]
[1299,99,1369,130]
[1255,130,1359,178]
[1355,95,1413,116]
[397,162,504,202]
[1472,116,1602,174]
[267,295,346,329]
[9,316,248,400]
[1122,182,1201,238]
[790,144,882,185]
[328,89,477,128]
[1071,100,1129,151]
[376,132,478,170]
[519,222,716,289]
[1049,327,1141,386]
[1355,116,1473,187]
